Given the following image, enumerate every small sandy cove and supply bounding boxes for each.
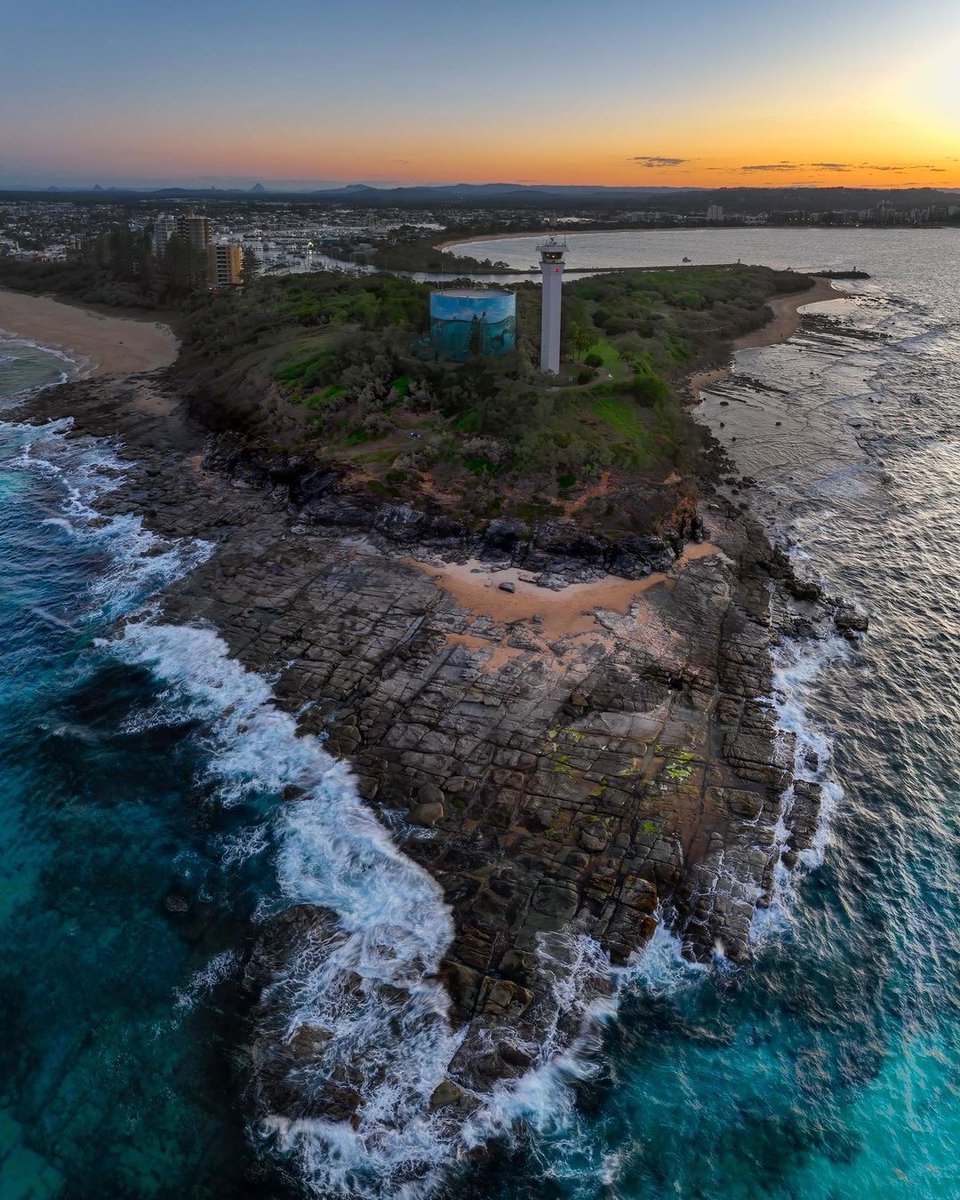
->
[409,542,722,668]
[0,289,178,377]
[688,277,836,401]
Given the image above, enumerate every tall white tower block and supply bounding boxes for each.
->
[538,236,566,373]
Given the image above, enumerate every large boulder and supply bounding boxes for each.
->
[482,517,528,554]
[289,466,339,506]
[373,504,468,547]
[608,534,675,578]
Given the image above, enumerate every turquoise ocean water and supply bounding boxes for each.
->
[2,227,960,1199]
[0,347,260,1196]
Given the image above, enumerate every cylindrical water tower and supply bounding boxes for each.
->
[429,289,516,361]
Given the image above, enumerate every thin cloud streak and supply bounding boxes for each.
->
[631,155,689,168]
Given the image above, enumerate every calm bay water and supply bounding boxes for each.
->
[1,226,960,1198]
[452,224,960,277]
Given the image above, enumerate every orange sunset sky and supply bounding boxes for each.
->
[1,0,958,190]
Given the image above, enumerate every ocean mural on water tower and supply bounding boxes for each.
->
[429,289,516,361]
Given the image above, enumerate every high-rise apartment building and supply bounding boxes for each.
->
[175,211,211,251]
[206,243,243,289]
[151,215,177,256]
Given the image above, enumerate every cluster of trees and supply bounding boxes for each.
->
[322,224,511,274]
[175,273,432,387]
[171,262,809,517]
[81,224,210,304]
[270,273,428,331]
[0,221,260,311]
[561,265,812,376]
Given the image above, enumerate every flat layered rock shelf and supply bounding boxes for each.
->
[18,373,815,1117]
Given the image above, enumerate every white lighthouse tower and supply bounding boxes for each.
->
[538,236,566,374]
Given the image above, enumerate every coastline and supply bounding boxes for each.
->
[0,288,178,377]
[687,276,837,401]
[0,271,841,1186]
[435,227,734,252]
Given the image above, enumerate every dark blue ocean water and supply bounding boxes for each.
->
[2,228,960,1200]
[0,347,459,1200]
[0,403,264,1198]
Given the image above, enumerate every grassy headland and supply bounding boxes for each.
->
[0,235,812,534]
[171,264,812,533]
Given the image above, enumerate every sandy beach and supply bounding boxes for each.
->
[0,289,178,377]
[687,276,837,401]
[410,540,723,646]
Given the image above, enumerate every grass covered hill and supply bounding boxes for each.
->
[174,264,810,532]
[0,245,810,533]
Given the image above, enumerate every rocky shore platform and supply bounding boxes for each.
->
[14,370,835,1126]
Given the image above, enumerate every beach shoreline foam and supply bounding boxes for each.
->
[0,288,178,378]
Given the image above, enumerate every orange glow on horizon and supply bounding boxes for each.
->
[24,125,957,190]
[23,116,956,189]
[5,1,960,193]
[6,48,959,191]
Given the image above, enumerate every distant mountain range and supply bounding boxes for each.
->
[25,181,700,200]
[3,182,959,210]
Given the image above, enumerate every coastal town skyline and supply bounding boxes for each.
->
[3,0,958,190]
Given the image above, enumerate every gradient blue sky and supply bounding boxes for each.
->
[2,0,958,187]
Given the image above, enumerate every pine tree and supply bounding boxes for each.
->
[241,246,260,284]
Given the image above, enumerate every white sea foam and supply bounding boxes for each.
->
[2,412,744,1194]
[0,333,79,366]
[463,916,710,1170]
[3,417,478,1195]
[619,919,709,998]
[752,633,849,943]
[461,920,708,1199]
[4,418,213,617]
[0,336,79,403]
[104,617,711,1198]
[218,821,271,867]
[83,512,212,620]
[109,620,468,1199]
[463,933,613,1148]
[175,948,241,1011]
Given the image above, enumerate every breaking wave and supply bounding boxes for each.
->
[109,619,465,1198]
[2,417,212,615]
[2,411,632,1198]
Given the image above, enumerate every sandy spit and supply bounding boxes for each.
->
[687,277,837,401]
[0,288,178,378]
